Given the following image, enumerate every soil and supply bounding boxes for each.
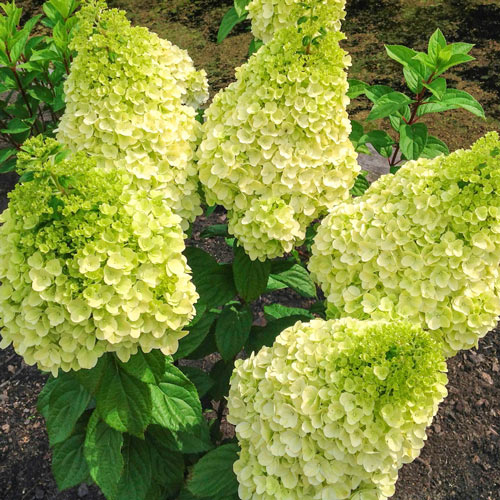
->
[1,0,500,499]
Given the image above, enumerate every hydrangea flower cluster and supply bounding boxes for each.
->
[228,318,448,500]
[0,137,198,375]
[56,0,209,229]
[247,0,347,43]
[309,132,500,356]
[198,2,358,260]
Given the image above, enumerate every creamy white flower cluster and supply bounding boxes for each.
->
[228,318,447,500]
[198,1,358,260]
[57,0,209,229]
[247,0,347,43]
[0,137,198,375]
[309,132,500,356]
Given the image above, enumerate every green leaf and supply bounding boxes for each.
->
[0,157,16,173]
[347,79,369,99]
[72,354,111,394]
[399,123,428,160]
[52,422,90,491]
[84,412,124,500]
[208,360,233,401]
[418,88,485,119]
[215,303,253,360]
[148,423,213,455]
[247,315,307,353]
[350,170,371,197]
[148,432,184,494]
[185,247,236,308]
[388,106,411,133]
[116,436,152,500]
[188,444,239,498]
[18,171,34,183]
[361,130,395,158]
[263,303,314,321]
[174,308,218,360]
[1,117,31,134]
[217,7,246,44]
[403,64,424,94]
[423,77,447,100]
[117,349,166,385]
[150,361,202,431]
[428,28,447,63]
[413,51,436,70]
[200,223,229,238]
[233,245,271,302]
[248,38,263,56]
[449,42,474,56]
[0,147,16,165]
[269,260,316,298]
[385,44,417,67]
[349,120,370,154]
[421,135,450,159]
[436,53,475,76]
[179,365,215,398]
[95,359,152,437]
[367,92,414,121]
[234,0,249,17]
[37,375,59,419]
[46,373,91,446]
[364,85,393,103]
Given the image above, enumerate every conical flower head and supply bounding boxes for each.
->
[248,0,348,43]
[228,318,447,500]
[198,3,358,260]
[309,132,500,356]
[57,0,208,229]
[0,137,198,375]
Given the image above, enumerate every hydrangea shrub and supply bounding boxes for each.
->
[198,1,358,260]
[0,137,198,375]
[309,132,500,356]
[228,318,448,500]
[56,0,208,228]
[247,0,347,43]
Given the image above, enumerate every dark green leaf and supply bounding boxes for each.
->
[200,223,229,238]
[215,303,253,360]
[47,373,91,446]
[185,247,236,308]
[148,432,184,495]
[52,423,90,490]
[72,354,111,394]
[418,88,485,119]
[361,130,395,158]
[96,359,152,437]
[18,170,34,183]
[399,123,428,160]
[150,361,202,431]
[148,422,213,455]
[233,245,271,302]
[351,170,371,197]
[264,303,314,321]
[116,436,152,500]
[217,7,246,44]
[117,350,166,385]
[179,365,215,398]
[187,443,239,498]
[367,92,414,121]
[37,375,59,419]
[1,117,31,134]
[269,260,316,298]
[208,360,233,401]
[247,315,307,353]
[84,412,124,500]
[248,38,263,56]
[421,135,450,159]
[174,308,218,360]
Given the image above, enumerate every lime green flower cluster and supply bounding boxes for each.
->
[56,0,208,229]
[309,132,500,356]
[247,0,347,43]
[0,137,198,375]
[198,2,358,260]
[228,318,447,500]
